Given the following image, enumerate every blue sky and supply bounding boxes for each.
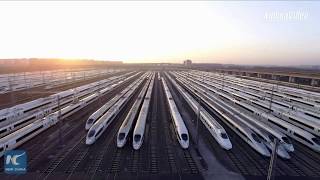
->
[0,1,319,65]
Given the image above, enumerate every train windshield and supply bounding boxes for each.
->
[118,133,125,140]
[251,133,261,143]
[282,137,291,144]
[181,134,188,141]
[134,134,141,142]
[88,130,95,138]
[312,137,320,145]
[87,119,94,124]
[221,133,228,139]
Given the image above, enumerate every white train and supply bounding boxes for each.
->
[174,74,270,156]
[1,72,136,119]
[215,96,290,158]
[247,99,320,136]
[132,75,155,150]
[0,91,98,157]
[85,74,140,130]
[187,71,320,112]
[161,77,189,149]
[0,74,134,137]
[86,74,146,145]
[183,71,320,153]
[117,75,152,148]
[261,113,320,152]
[0,72,132,125]
[166,72,232,150]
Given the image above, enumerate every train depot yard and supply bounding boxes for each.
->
[0,69,320,180]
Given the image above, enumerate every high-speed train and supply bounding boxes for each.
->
[86,74,146,145]
[166,72,232,150]
[199,79,320,138]
[178,71,320,153]
[132,75,154,150]
[194,70,316,99]
[224,95,320,152]
[185,71,320,112]
[213,95,290,158]
[183,75,294,155]
[0,72,133,125]
[117,75,152,148]
[0,91,98,157]
[0,74,134,137]
[161,77,189,149]
[174,74,270,156]
[262,113,320,152]
[85,74,139,130]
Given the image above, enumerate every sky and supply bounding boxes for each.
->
[0,1,319,65]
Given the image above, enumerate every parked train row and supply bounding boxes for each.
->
[171,71,320,158]
[0,73,139,138]
[165,73,232,150]
[119,73,154,149]
[0,89,101,157]
[0,71,136,122]
[161,77,189,149]
[86,73,149,145]
[86,71,192,150]
[192,71,320,112]
[184,72,320,137]
[201,70,320,101]
[0,73,142,157]
[0,69,123,94]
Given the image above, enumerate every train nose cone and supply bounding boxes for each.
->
[287,145,294,152]
[133,143,139,150]
[117,140,126,148]
[86,138,94,145]
[276,146,291,159]
[223,141,232,150]
[258,144,271,157]
[181,141,189,149]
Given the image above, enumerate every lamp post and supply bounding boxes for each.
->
[267,139,278,180]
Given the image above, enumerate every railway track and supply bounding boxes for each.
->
[47,79,146,179]
[0,77,140,179]
[172,71,320,178]
[158,76,200,177]
[1,70,320,180]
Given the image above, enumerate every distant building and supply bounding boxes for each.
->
[183,59,192,66]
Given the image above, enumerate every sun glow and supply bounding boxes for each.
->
[0,1,319,65]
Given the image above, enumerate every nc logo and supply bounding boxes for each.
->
[4,150,27,174]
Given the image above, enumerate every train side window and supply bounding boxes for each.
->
[268,120,287,131]
[0,118,6,123]
[312,138,320,146]
[181,134,188,141]
[95,128,104,138]
[16,125,43,142]
[251,133,261,143]
[289,117,313,130]
[305,112,320,120]
[294,132,313,145]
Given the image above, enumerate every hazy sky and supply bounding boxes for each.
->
[0,1,319,65]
